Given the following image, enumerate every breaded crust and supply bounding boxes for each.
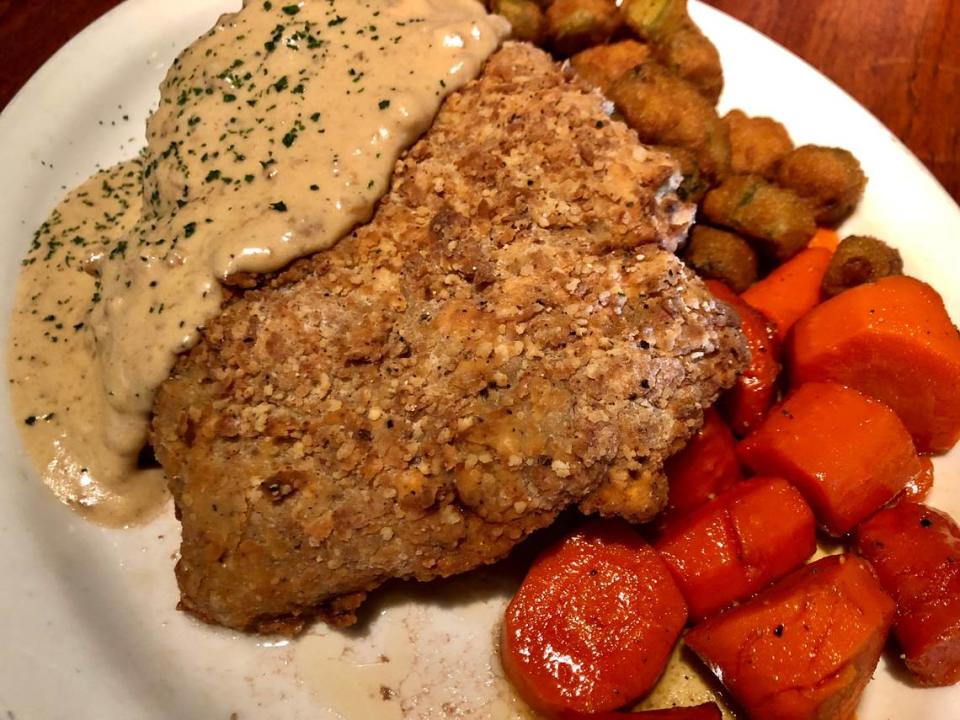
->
[151,44,746,634]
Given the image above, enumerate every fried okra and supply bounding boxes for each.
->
[654,21,723,103]
[775,145,867,226]
[685,225,759,292]
[621,0,689,41]
[654,145,709,203]
[571,40,652,93]
[724,109,794,177]
[546,0,622,56]
[702,175,817,262]
[609,63,730,183]
[492,0,547,44]
[821,235,904,298]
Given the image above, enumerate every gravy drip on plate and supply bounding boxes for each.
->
[8,160,167,525]
[9,0,507,525]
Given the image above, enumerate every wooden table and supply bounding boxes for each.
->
[1,0,957,201]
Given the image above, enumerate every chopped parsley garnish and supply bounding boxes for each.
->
[270,201,288,212]
[108,240,128,259]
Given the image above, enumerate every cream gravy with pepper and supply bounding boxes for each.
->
[9,0,507,525]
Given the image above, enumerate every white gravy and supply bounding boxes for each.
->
[8,160,167,524]
[9,0,507,525]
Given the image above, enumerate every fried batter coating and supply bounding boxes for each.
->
[571,40,652,93]
[822,235,903,298]
[493,0,547,44]
[151,44,746,634]
[546,0,622,56]
[621,0,689,41]
[609,63,730,184]
[654,145,709,203]
[654,21,723,103]
[775,144,867,226]
[724,109,794,177]
[702,174,817,262]
[685,224,759,292]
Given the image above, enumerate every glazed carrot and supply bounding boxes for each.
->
[855,502,960,686]
[789,276,960,453]
[502,521,688,716]
[685,555,895,720]
[704,279,781,436]
[656,478,816,620]
[559,703,722,720]
[897,456,934,503]
[664,408,742,514]
[741,247,832,342]
[738,382,922,536]
[807,227,840,252]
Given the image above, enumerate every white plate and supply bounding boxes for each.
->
[1,2,958,718]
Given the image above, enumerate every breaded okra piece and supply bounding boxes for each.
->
[684,224,760,292]
[571,40,652,93]
[609,63,730,183]
[821,235,903,298]
[724,109,795,177]
[546,0,622,56]
[492,0,547,44]
[702,174,817,262]
[775,145,867,226]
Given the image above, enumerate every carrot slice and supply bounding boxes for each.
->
[685,555,895,720]
[789,276,960,453]
[855,502,960,686]
[742,247,832,342]
[559,703,722,719]
[656,478,816,620]
[664,408,742,515]
[897,455,934,503]
[704,279,781,436]
[738,382,921,536]
[502,521,688,715]
[807,227,840,252]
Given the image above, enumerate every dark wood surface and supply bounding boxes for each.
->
[1,0,957,201]
[703,0,960,202]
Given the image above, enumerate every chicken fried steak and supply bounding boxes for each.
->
[151,44,747,633]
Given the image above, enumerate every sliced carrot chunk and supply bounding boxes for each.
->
[665,408,742,515]
[897,456,934,503]
[807,228,840,252]
[856,502,960,686]
[502,522,688,715]
[656,477,816,620]
[685,555,895,720]
[742,247,832,342]
[704,279,781,436]
[738,382,921,536]
[789,276,960,453]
